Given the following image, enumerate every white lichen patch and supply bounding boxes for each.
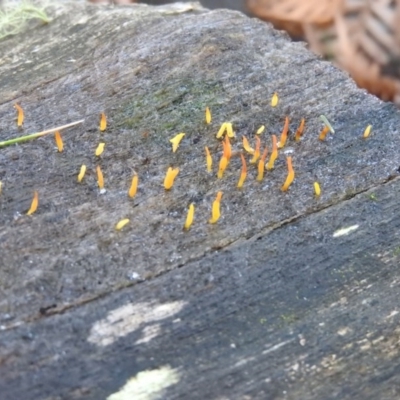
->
[88,300,186,347]
[107,365,180,400]
[332,224,359,238]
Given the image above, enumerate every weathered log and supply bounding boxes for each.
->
[1,2,400,399]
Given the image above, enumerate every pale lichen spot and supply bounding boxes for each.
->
[107,365,181,400]
[333,225,359,238]
[88,300,186,347]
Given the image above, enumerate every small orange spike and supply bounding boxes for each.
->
[205,146,212,172]
[205,107,211,124]
[128,174,138,198]
[237,153,247,188]
[100,112,107,132]
[266,135,278,170]
[250,136,261,164]
[257,148,268,181]
[242,136,255,154]
[294,118,305,141]
[281,156,295,191]
[209,191,223,224]
[278,116,289,149]
[14,103,24,127]
[54,131,63,152]
[164,167,179,190]
[217,155,228,179]
[224,135,232,160]
[96,165,104,189]
[318,125,330,141]
[26,190,38,215]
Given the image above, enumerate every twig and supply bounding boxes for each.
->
[0,119,85,148]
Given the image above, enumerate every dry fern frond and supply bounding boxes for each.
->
[247,0,400,103]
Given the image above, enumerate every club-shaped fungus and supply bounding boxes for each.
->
[216,122,227,139]
[0,181,2,195]
[205,107,211,124]
[266,135,278,170]
[96,165,104,189]
[278,116,289,148]
[217,155,228,179]
[281,156,294,191]
[295,118,305,141]
[237,153,247,188]
[256,125,265,135]
[209,191,223,224]
[205,146,212,172]
[271,92,279,107]
[314,182,321,196]
[14,103,24,127]
[184,203,195,230]
[170,133,185,153]
[257,148,268,181]
[128,174,138,198]
[115,218,130,231]
[95,142,105,156]
[54,130,63,152]
[226,122,235,138]
[363,124,372,138]
[318,125,330,141]
[250,136,261,164]
[164,167,179,190]
[100,112,107,132]
[27,190,38,215]
[242,136,255,154]
[224,135,232,161]
[77,165,87,182]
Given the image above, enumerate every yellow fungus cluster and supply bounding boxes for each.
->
[5,95,374,234]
